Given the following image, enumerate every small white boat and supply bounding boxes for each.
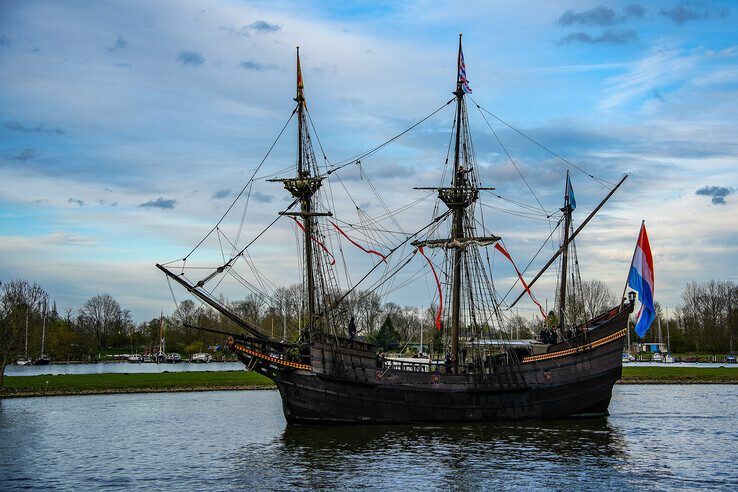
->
[651,352,663,362]
[190,352,212,363]
[128,354,143,363]
[166,353,182,363]
[622,353,636,362]
[16,358,32,366]
[663,353,675,363]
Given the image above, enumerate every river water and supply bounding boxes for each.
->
[1,385,736,490]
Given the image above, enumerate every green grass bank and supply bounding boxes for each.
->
[620,366,737,384]
[1,370,274,398]
[1,366,736,398]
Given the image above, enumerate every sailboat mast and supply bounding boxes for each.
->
[558,171,572,332]
[24,309,29,359]
[159,311,164,354]
[449,33,465,369]
[666,307,670,353]
[40,299,47,356]
[295,47,317,330]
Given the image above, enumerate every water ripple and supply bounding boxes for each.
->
[0,385,736,490]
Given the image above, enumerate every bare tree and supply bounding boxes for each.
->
[79,294,124,348]
[505,313,534,340]
[0,280,47,387]
[580,279,616,319]
[232,294,265,325]
[356,290,382,337]
[679,280,737,352]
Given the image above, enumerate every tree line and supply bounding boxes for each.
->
[1,277,736,382]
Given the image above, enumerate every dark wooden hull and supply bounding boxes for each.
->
[231,304,632,424]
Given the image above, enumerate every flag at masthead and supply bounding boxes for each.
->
[458,37,472,94]
[296,47,306,108]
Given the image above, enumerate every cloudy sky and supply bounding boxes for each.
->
[1,0,736,322]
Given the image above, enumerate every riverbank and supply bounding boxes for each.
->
[618,366,738,384]
[0,370,275,398]
[1,366,736,398]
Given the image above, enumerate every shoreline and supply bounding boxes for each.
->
[2,380,735,399]
[2,366,737,399]
[0,384,277,399]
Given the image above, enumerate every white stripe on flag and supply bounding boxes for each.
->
[632,246,654,292]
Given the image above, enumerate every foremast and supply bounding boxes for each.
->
[270,47,331,343]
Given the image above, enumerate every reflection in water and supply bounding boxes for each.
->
[231,419,628,490]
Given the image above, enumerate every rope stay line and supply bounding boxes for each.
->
[311,209,454,326]
[473,103,550,217]
[467,95,615,189]
[325,98,454,175]
[184,109,297,260]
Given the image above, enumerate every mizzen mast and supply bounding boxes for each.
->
[557,170,573,331]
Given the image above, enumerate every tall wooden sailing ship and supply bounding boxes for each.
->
[158,37,634,423]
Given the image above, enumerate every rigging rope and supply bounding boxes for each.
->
[417,246,443,330]
[331,222,387,263]
[289,216,336,266]
[494,243,547,320]
[473,103,550,216]
[184,109,297,259]
[498,215,564,306]
[325,98,454,175]
[468,96,615,189]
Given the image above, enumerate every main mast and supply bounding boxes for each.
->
[449,34,466,369]
[413,35,499,370]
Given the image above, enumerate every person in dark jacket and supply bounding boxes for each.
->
[540,328,549,344]
[348,316,356,342]
[444,353,453,373]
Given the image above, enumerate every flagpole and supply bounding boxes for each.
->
[620,220,645,310]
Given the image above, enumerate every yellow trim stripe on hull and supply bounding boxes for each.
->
[232,342,311,371]
[522,329,626,363]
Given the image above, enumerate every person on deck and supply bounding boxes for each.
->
[444,353,453,374]
[348,316,356,342]
[540,328,549,344]
[550,329,559,345]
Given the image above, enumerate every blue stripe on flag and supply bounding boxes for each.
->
[628,265,655,337]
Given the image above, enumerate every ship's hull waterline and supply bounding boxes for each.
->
[230,304,633,424]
